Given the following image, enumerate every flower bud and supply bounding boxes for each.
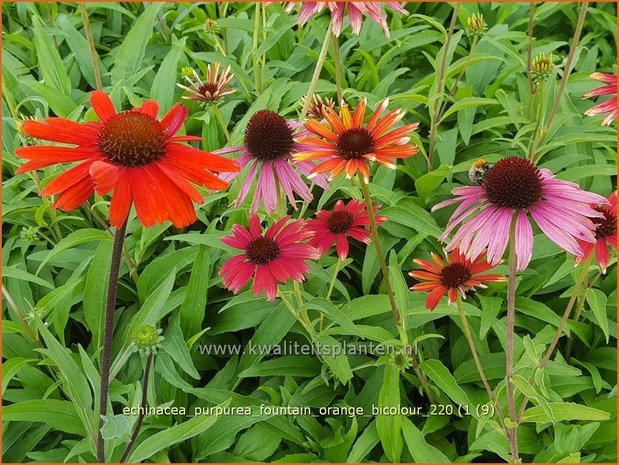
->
[465,12,486,37]
[530,53,555,84]
[131,324,164,354]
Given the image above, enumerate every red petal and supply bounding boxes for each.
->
[41,160,97,196]
[109,171,132,228]
[52,176,94,211]
[166,143,239,173]
[21,119,99,145]
[136,100,159,118]
[90,91,117,122]
[90,161,120,195]
[161,104,188,137]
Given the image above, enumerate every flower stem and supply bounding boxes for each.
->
[357,173,400,326]
[326,258,343,301]
[333,35,343,103]
[526,3,535,119]
[505,214,519,462]
[300,25,333,119]
[212,105,232,145]
[252,2,261,93]
[119,352,153,463]
[437,36,478,121]
[79,2,102,90]
[533,2,588,164]
[455,297,509,438]
[516,255,594,421]
[96,221,127,463]
[427,2,460,168]
[565,268,600,359]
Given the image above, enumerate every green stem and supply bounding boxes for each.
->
[565,269,601,359]
[505,213,519,462]
[252,2,261,92]
[357,174,400,326]
[326,259,343,301]
[333,35,343,103]
[79,2,102,90]
[527,83,545,160]
[526,3,535,120]
[212,105,231,145]
[300,25,333,119]
[427,3,460,168]
[533,2,588,164]
[456,297,509,439]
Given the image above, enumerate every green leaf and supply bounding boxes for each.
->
[478,295,502,339]
[415,166,451,202]
[402,417,450,462]
[32,16,71,94]
[2,266,54,289]
[347,421,380,462]
[150,37,186,112]
[382,202,443,238]
[179,245,210,338]
[161,315,200,380]
[36,229,112,274]
[2,357,36,394]
[3,400,86,436]
[83,240,113,348]
[421,359,475,416]
[440,97,498,122]
[376,365,403,462]
[521,402,611,423]
[238,356,321,378]
[127,400,229,463]
[388,251,409,324]
[586,288,609,343]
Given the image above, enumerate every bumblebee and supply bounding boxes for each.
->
[468,159,494,186]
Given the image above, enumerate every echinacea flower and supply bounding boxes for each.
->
[410,249,505,310]
[220,213,320,300]
[294,98,419,182]
[217,109,327,213]
[433,156,607,271]
[177,63,236,103]
[307,199,386,259]
[575,191,617,273]
[16,91,239,228]
[584,72,617,126]
[284,2,408,37]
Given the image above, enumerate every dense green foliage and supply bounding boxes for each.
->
[2,2,617,463]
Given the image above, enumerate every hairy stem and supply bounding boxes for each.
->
[120,352,154,463]
[96,222,127,463]
[506,214,519,462]
[79,2,102,90]
[456,297,509,438]
[427,3,461,167]
[334,35,343,103]
[300,25,333,119]
[533,2,588,163]
[358,173,400,325]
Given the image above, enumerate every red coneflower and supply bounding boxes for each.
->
[177,63,236,103]
[307,199,386,259]
[220,213,320,300]
[584,72,617,126]
[16,91,239,228]
[575,191,617,274]
[410,249,505,311]
[294,98,419,182]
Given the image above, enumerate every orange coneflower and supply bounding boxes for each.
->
[16,90,239,228]
[293,98,419,182]
[410,249,505,311]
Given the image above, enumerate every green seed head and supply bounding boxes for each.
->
[131,324,163,354]
[389,351,413,373]
[465,12,486,37]
[530,53,555,84]
[204,18,218,34]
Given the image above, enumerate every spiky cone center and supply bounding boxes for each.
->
[246,236,280,264]
[439,262,472,289]
[593,206,616,239]
[337,128,374,160]
[98,112,167,167]
[198,82,222,101]
[244,110,295,161]
[327,210,355,233]
[483,156,543,209]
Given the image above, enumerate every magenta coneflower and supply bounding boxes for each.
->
[220,214,320,300]
[217,110,328,213]
[284,2,408,37]
[575,191,617,274]
[410,249,505,310]
[584,72,617,126]
[433,156,608,271]
[307,199,386,259]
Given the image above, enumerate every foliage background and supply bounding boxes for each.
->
[2,1,617,463]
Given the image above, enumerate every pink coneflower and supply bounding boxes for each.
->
[220,214,320,300]
[284,2,408,37]
[410,249,505,311]
[217,110,327,214]
[293,98,419,182]
[307,199,386,259]
[584,72,617,126]
[433,156,608,271]
[177,63,236,103]
[575,191,617,274]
